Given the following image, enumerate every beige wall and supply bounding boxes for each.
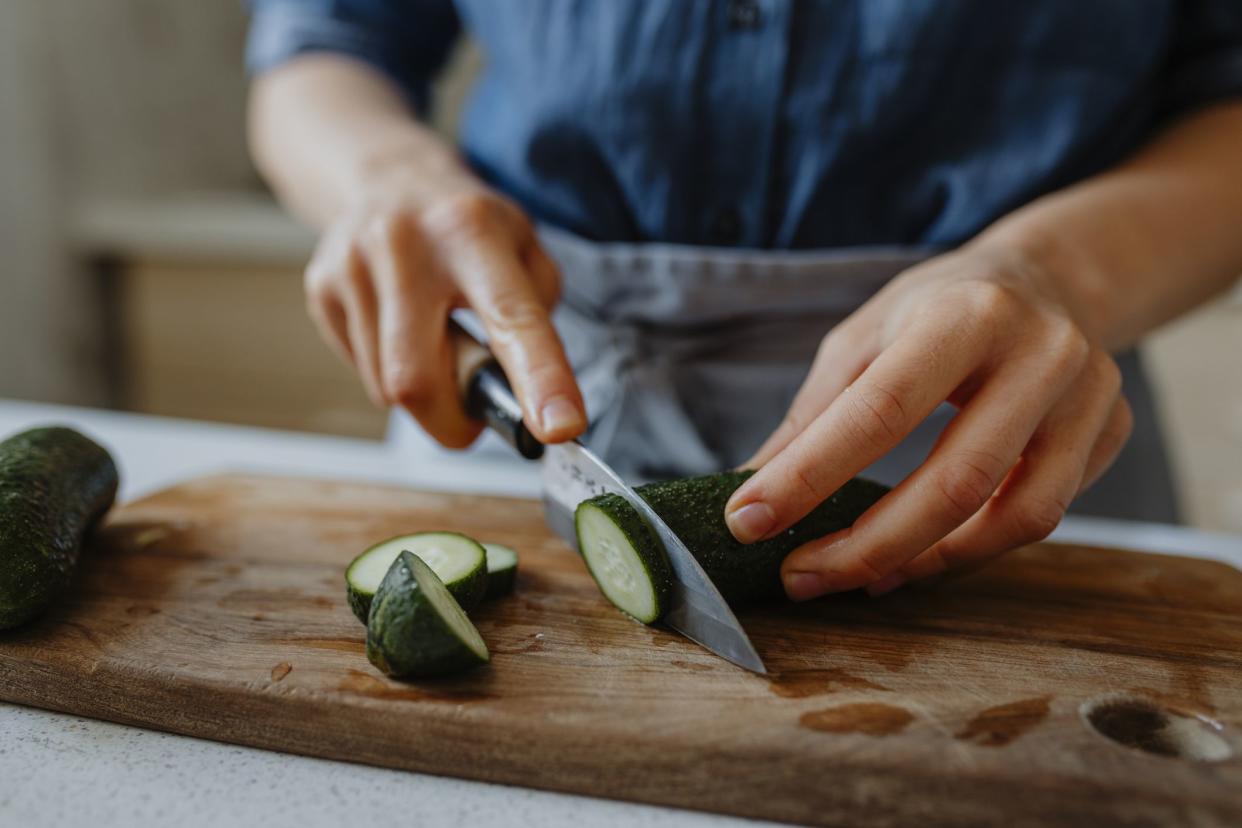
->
[0,2,476,405]
[0,1,254,405]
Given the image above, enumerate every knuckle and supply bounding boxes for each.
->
[1114,397,1134,439]
[1043,317,1090,370]
[530,253,562,306]
[960,280,1021,322]
[842,381,908,451]
[1097,398,1134,457]
[852,549,890,582]
[920,544,952,575]
[815,328,845,359]
[1011,496,1069,544]
[303,263,332,300]
[484,289,548,332]
[363,211,414,254]
[780,411,808,439]
[426,193,502,241]
[933,452,1007,522]
[521,357,575,401]
[791,462,830,504]
[384,363,437,409]
[335,242,368,290]
[1088,350,1123,395]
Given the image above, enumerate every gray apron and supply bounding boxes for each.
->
[389,225,1181,523]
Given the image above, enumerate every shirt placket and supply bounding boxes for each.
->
[698,0,792,247]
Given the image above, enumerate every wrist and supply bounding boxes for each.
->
[968,220,1113,347]
[350,129,478,210]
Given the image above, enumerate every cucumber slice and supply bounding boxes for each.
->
[346,532,486,623]
[575,471,890,622]
[574,495,673,624]
[482,543,519,599]
[366,551,490,677]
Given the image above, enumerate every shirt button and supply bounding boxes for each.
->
[727,0,762,30]
[708,207,743,246]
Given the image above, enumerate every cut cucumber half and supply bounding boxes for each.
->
[346,532,486,623]
[482,543,519,599]
[575,471,889,622]
[574,495,672,624]
[366,551,490,677]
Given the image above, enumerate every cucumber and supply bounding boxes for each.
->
[346,532,486,623]
[575,470,889,620]
[575,495,673,623]
[482,543,518,599]
[366,550,490,677]
[0,426,119,629]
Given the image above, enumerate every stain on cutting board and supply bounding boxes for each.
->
[770,668,890,698]
[955,695,1052,746]
[800,703,915,736]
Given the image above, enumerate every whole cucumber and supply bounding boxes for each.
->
[0,426,119,629]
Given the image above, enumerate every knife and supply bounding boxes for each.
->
[451,320,767,673]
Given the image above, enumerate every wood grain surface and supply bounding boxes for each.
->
[1,474,1239,827]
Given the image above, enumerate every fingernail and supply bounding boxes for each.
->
[539,395,582,435]
[726,501,776,543]
[783,571,827,602]
[866,573,907,597]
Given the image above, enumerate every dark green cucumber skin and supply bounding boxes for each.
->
[348,567,485,625]
[346,540,488,624]
[347,587,372,626]
[0,427,119,629]
[587,470,889,609]
[575,493,675,621]
[366,551,488,678]
[483,566,517,600]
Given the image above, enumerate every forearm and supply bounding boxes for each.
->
[975,101,1242,352]
[247,53,464,229]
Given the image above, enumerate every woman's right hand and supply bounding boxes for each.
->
[304,172,587,448]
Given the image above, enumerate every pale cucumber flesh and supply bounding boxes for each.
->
[576,503,661,623]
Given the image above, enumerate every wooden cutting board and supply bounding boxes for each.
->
[1,474,1239,827]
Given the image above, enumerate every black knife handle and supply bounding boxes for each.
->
[452,322,545,460]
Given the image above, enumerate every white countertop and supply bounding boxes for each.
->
[1,399,1239,828]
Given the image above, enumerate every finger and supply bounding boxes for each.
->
[369,217,482,449]
[338,247,385,407]
[1079,395,1133,493]
[523,239,562,309]
[745,320,876,469]
[307,282,354,366]
[778,343,1087,600]
[889,354,1123,589]
[726,304,1002,544]
[448,237,585,443]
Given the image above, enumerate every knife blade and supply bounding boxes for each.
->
[540,440,766,673]
[451,320,767,673]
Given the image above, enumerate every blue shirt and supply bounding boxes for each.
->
[248,0,1242,250]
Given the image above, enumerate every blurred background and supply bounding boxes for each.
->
[1,1,1239,532]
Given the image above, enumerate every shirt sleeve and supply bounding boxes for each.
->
[245,0,460,115]
[1160,0,1242,117]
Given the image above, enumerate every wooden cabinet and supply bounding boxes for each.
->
[116,260,385,439]
[79,194,386,439]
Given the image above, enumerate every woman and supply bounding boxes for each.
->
[247,1,1242,600]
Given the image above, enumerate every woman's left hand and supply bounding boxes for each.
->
[725,240,1134,600]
